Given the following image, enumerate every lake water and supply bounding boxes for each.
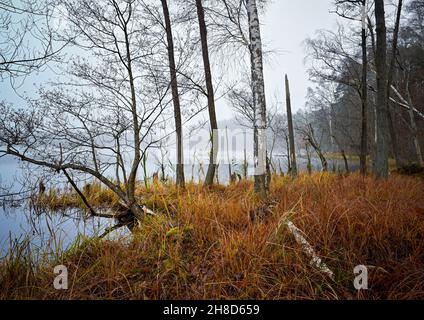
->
[0,154,359,257]
[0,207,119,258]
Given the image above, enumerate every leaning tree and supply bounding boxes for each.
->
[0,0,173,227]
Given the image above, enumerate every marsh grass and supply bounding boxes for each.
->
[1,173,424,299]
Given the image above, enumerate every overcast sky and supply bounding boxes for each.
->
[1,0,345,121]
[259,0,340,117]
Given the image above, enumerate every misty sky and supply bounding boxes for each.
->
[0,0,347,121]
[260,0,337,116]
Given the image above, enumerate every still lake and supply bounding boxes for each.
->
[0,154,358,256]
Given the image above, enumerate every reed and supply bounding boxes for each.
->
[1,173,423,299]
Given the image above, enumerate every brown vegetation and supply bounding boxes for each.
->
[1,173,424,300]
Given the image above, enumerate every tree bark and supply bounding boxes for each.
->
[62,169,98,217]
[360,0,368,175]
[341,149,350,174]
[225,126,234,183]
[122,16,141,208]
[285,74,297,177]
[307,124,328,172]
[373,0,390,178]
[285,135,291,174]
[247,0,268,198]
[161,0,185,188]
[386,0,403,169]
[406,75,423,167]
[195,0,218,187]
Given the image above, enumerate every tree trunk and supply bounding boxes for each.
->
[307,124,328,172]
[225,126,234,182]
[360,0,368,175]
[161,0,185,188]
[373,0,390,178]
[285,135,291,174]
[123,17,142,212]
[341,149,350,174]
[285,74,298,177]
[247,0,268,198]
[62,169,97,217]
[243,134,248,179]
[386,0,403,169]
[306,144,312,174]
[387,106,403,167]
[195,0,218,187]
[406,76,423,167]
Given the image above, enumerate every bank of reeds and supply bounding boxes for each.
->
[1,172,424,299]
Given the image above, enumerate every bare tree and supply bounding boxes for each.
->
[374,0,389,177]
[405,69,423,166]
[285,74,297,177]
[195,0,218,187]
[386,0,403,169]
[0,0,65,78]
[0,0,171,229]
[247,0,267,197]
[160,0,185,188]
[360,0,369,175]
[297,121,329,172]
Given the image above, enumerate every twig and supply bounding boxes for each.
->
[99,222,128,239]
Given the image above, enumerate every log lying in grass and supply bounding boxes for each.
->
[277,217,335,280]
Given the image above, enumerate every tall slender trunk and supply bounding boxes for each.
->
[374,0,389,178]
[387,106,402,167]
[285,74,297,177]
[243,131,248,179]
[247,0,268,198]
[367,15,378,162]
[406,75,423,167]
[341,149,350,174]
[161,0,185,188]
[386,0,403,169]
[308,124,328,172]
[306,144,312,174]
[360,0,368,175]
[225,126,234,182]
[195,0,218,187]
[122,17,143,217]
[285,135,291,174]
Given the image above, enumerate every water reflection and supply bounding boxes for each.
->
[0,155,359,257]
[0,206,129,258]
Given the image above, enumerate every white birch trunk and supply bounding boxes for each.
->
[247,0,267,195]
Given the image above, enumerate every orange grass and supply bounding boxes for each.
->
[1,172,424,300]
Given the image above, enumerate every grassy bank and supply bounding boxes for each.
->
[1,172,424,299]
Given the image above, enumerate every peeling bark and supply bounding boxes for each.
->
[247,0,268,197]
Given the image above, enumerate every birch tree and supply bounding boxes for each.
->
[246,0,267,197]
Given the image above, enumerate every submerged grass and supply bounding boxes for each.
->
[1,172,424,299]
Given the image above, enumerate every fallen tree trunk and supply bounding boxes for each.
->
[275,216,335,280]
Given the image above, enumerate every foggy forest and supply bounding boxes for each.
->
[0,0,423,301]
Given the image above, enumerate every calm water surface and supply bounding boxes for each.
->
[0,154,359,256]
